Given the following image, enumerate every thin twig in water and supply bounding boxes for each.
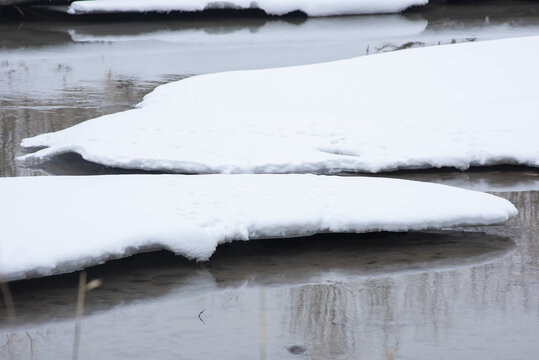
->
[26,332,34,356]
[13,5,24,16]
[198,309,206,324]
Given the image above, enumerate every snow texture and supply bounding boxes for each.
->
[67,0,427,16]
[19,36,539,174]
[0,175,517,281]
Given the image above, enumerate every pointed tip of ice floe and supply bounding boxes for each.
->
[16,152,40,164]
[16,146,62,164]
[487,196,518,224]
[20,132,55,148]
[20,138,38,148]
[509,203,519,218]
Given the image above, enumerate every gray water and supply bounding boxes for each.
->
[1,3,539,359]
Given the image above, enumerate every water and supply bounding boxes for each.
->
[1,3,539,359]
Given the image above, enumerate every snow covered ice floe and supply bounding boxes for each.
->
[19,36,539,174]
[0,175,517,281]
[67,0,427,16]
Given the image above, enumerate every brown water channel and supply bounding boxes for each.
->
[1,4,539,359]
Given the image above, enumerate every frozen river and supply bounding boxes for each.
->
[1,3,539,359]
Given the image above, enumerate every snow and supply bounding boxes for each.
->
[0,174,517,281]
[19,36,539,174]
[67,0,427,16]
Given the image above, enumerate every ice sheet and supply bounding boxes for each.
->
[0,174,517,281]
[19,36,539,174]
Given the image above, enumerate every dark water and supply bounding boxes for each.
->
[1,3,539,359]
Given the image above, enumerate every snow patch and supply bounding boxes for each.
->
[0,175,517,281]
[67,0,427,16]
[19,36,539,174]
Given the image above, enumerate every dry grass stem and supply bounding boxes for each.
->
[72,271,86,360]
[72,272,102,360]
[0,282,16,321]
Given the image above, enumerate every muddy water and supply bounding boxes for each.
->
[1,3,539,360]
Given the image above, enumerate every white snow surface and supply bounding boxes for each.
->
[67,0,427,16]
[0,175,517,281]
[19,36,539,174]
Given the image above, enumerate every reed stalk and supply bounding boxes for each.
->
[72,271,102,360]
[0,282,16,321]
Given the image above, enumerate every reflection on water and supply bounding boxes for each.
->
[0,231,515,327]
[354,167,539,193]
[0,76,185,176]
[0,192,537,359]
[285,191,539,360]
